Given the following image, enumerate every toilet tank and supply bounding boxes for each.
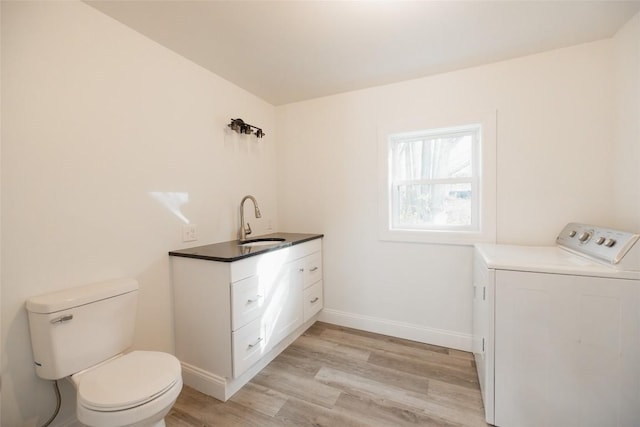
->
[26,278,139,380]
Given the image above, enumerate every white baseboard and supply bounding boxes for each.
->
[318,308,472,352]
[181,362,227,400]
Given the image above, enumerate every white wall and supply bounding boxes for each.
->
[276,38,618,351]
[612,13,640,231]
[1,2,277,426]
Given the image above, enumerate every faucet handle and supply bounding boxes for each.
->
[245,222,252,236]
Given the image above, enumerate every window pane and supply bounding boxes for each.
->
[392,134,472,181]
[394,183,472,228]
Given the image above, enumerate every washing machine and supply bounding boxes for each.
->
[473,223,640,427]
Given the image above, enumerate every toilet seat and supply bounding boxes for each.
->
[73,351,183,427]
[75,351,181,412]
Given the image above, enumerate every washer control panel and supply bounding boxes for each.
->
[557,222,640,265]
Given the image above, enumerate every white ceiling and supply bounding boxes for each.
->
[86,1,640,106]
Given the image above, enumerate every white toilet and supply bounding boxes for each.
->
[26,278,183,427]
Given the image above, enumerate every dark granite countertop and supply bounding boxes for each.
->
[168,232,323,262]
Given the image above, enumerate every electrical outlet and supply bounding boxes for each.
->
[182,224,197,242]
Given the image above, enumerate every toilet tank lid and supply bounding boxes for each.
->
[26,278,139,314]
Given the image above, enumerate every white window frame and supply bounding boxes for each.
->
[378,111,496,245]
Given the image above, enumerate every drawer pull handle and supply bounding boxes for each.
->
[309,266,319,272]
[310,297,319,303]
[247,295,262,304]
[51,314,73,324]
[298,268,304,272]
[247,337,263,350]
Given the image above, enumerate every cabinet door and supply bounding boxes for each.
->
[263,258,304,350]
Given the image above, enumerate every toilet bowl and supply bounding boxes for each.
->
[71,351,182,427]
[25,278,183,427]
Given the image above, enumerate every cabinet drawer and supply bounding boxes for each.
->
[303,280,323,322]
[232,318,266,378]
[289,238,322,261]
[303,252,322,288]
[231,275,263,331]
[230,256,260,283]
[230,239,322,283]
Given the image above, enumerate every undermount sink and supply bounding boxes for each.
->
[239,238,286,247]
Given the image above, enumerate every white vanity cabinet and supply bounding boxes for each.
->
[171,238,322,401]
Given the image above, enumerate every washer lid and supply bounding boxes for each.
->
[475,244,640,279]
[77,351,181,411]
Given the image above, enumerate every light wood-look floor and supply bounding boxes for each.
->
[166,322,489,427]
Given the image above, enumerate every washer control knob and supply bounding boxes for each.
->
[578,232,591,242]
[595,237,606,245]
[569,230,577,237]
[605,238,616,247]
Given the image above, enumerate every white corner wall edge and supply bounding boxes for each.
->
[319,309,472,352]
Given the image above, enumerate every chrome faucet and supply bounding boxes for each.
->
[239,195,261,241]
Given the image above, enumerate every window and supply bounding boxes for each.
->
[379,113,496,244]
[390,125,479,231]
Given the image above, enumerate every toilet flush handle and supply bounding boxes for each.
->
[50,314,73,324]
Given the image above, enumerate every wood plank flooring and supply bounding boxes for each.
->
[166,322,489,427]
